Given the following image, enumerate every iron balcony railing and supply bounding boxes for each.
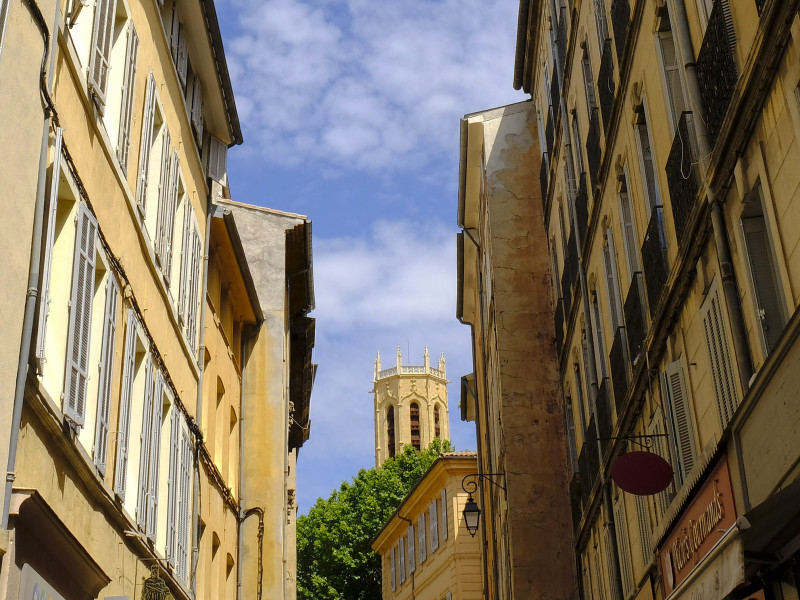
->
[596,379,613,457]
[666,112,701,244]
[555,298,565,357]
[696,0,738,148]
[546,113,555,157]
[576,173,589,246]
[623,272,647,361]
[610,0,630,64]
[598,38,615,133]
[610,327,629,414]
[540,158,549,211]
[641,207,669,317]
[587,108,602,190]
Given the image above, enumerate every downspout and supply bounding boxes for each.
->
[548,0,624,597]
[671,0,753,391]
[3,0,58,530]
[190,186,218,596]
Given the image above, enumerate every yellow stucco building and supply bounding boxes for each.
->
[0,0,315,597]
[372,452,482,600]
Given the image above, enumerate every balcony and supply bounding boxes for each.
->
[540,158,549,211]
[587,109,602,190]
[623,272,647,361]
[598,38,615,132]
[666,112,701,244]
[641,207,668,317]
[610,328,629,413]
[555,298,565,357]
[611,0,630,64]
[576,173,589,246]
[596,379,613,456]
[545,113,555,157]
[551,69,561,116]
[696,0,738,148]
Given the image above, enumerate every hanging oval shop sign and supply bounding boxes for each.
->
[611,451,674,495]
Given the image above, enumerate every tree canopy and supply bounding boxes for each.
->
[297,439,455,600]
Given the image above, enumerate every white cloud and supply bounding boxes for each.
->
[225,0,525,171]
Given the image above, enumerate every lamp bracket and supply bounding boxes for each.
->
[461,473,507,496]
[596,433,669,451]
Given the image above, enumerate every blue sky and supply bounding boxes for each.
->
[215,0,526,513]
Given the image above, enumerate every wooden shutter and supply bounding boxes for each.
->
[177,25,188,87]
[634,494,652,564]
[186,215,203,352]
[613,496,634,597]
[390,547,396,591]
[160,151,180,281]
[701,285,738,428]
[441,489,448,540]
[116,23,139,175]
[37,127,63,360]
[136,74,157,213]
[648,410,673,519]
[155,128,171,262]
[636,122,659,210]
[177,427,192,581]
[93,274,119,475]
[594,0,609,44]
[657,30,688,132]
[87,0,117,109]
[166,408,180,564]
[64,203,99,427]
[593,548,606,600]
[603,229,623,332]
[191,78,204,146]
[408,524,415,573]
[114,310,137,499]
[178,202,193,324]
[663,359,696,485]
[592,297,608,379]
[582,48,597,109]
[169,3,180,62]
[603,526,621,600]
[136,355,154,529]
[398,539,406,583]
[418,513,427,562]
[429,499,439,551]
[618,189,640,282]
[572,116,584,175]
[742,214,786,353]
[207,136,227,183]
[146,370,165,541]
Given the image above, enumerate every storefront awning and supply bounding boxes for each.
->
[740,475,800,563]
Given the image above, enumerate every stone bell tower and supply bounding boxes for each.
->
[372,346,450,467]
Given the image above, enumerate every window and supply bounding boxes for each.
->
[410,402,420,450]
[565,396,579,472]
[434,404,441,438]
[574,363,588,433]
[136,363,165,542]
[581,39,598,111]
[178,201,203,352]
[408,524,415,573]
[701,281,738,429]
[602,229,624,333]
[429,499,439,551]
[114,309,139,501]
[441,489,448,541]
[662,358,697,486]
[593,0,610,50]
[572,114,585,175]
[617,173,641,285]
[386,405,396,458]
[166,408,192,582]
[116,22,139,175]
[741,184,787,355]
[155,150,181,283]
[399,539,406,584]
[613,495,634,597]
[656,11,688,134]
[591,291,608,379]
[418,513,427,562]
[633,103,661,217]
[602,527,619,600]
[87,0,117,110]
[135,73,158,215]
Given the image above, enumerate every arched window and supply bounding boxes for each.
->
[410,402,420,451]
[387,406,396,458]
[434,404,441,438]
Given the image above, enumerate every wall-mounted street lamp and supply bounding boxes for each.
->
[461,473,506,538]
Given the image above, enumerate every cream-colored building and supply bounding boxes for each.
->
[373,348,450,467]
[372,452,482,600]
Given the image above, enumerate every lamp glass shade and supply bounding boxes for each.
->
[463,496,480,537]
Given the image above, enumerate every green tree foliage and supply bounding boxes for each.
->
[297,439,455,600]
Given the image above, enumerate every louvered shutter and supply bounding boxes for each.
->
[114,310,137,499]
[186,216,203,353]
[191,78,204,146]
[398,539,406,583]
[618,190,640,282]
[64,203,98,427]
[592,298,608,379]
[136,355,154,529]
[663,359,696,485]
[594,0,609,44]
[701,286,738,428]
[636,122,659,210]
[178,202,193,324]
[418,513,426,562]
[147,370,165,541]
[613,496,634,597]
[743,215,785,353]
[166,408,180,564]
[117,24,139,174]
[657,30,688,132]
[177,25,188,87]
[593,549,606,600]
[155,127,172,265]
[177,427,192,581]
[441,489,448,540]
[648,410,673,519]
[93,275,119,475]
[390,547,396,591]
[87,0,117,109]
[582,51,597,109]
[169,3,180,62]
[207,136,227,183]
[160,151,180,281]
[408,524,415,573]
[635,494,652,563]
[603,526,620,600]
[136,75,157,213]
[605,229,625,331]
[37,127,63,360]
[429,499,439,551]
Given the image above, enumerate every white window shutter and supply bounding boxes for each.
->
[155,127,172,265]
[191,78,204,146]
[116,23,139,174]
[441,488,448,540]
[177,426,192,581]
[136,354,154,529]
[390,547,396,591]
[136,73,157,213]
[407,523,415,573]
[398,540,405,584]
[418,513,427,562]
[169,2,180,62]
[618,188,640,282]
[207,136,227,184]
[186,214,203,353]
[658,30,688,131]
[663,359,696,485]
[177,203,193,324]
[429,500,439,551]
[701,285,738,428]
[636,121,660,211]
[176,25,188,87]
[64,203,99,427]
[166,408,180,564]
[114,310,138,499]
[160,151,180,281]
[87,0,117,109]
[604,228,625,331]
[146,371,165,541]
[37,127,63,360]
[93,274,119,475]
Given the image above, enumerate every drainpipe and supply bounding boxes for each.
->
[671,0,753,391]
[2,0,58,531]
[548,0,624,597]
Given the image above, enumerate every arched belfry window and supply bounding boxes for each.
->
[434,404,441,438]
[387,406,396,458]
[410,402,421,451]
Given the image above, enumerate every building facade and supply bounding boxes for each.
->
[457,101,579,599]
[513,0,800,598]
[373,347,450,467]
[372,452,482,600]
